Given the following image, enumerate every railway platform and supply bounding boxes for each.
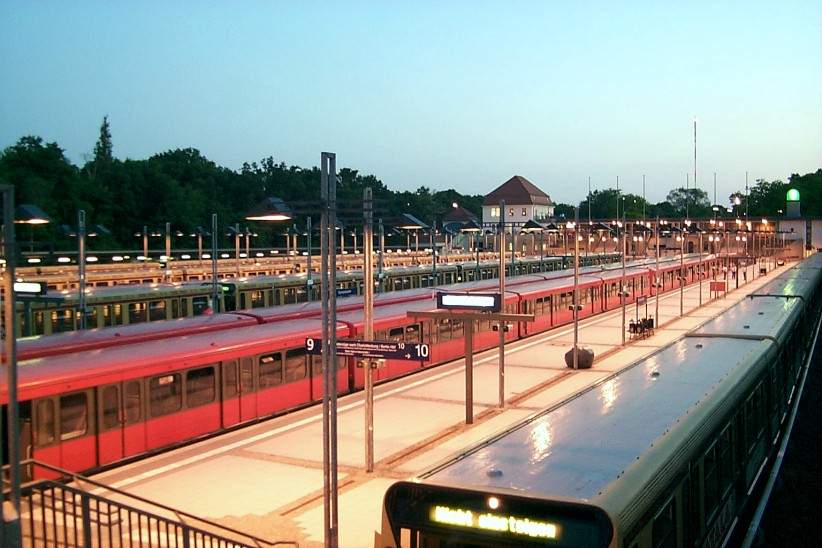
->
[87,261,791,547]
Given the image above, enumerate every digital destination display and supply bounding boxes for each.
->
[430,504,559,539]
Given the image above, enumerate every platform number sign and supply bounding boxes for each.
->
[305,338,429,361]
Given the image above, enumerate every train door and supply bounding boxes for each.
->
[97,380,147,465]
[239,357,257,422]
[221,360,240,428]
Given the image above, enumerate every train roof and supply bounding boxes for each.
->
[14,312,261,361]
[422,334,772,504]
[691,294,803,344]
[4,318,337,403]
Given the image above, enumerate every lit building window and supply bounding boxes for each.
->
[490,207,500,218]
[522,208,527,216]
[509,208,514,217]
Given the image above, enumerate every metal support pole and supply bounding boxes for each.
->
[78,210,87,330]
[234,223,241,276]
[245,229,251,259]
[320,152,339,548]
[621,216,626,345]
[2,185,22,548]
[498,200,506,408]
[142,225,148,265]
[378,219,384,293]
[573,208,580,369]
[307,218,313,300]
[211,214,219,312]
[679,227,685,316]
[465,320,475,423]
[698,232,703,305]
[197,234,203,266]
[431,220,436,284]
[655,218,660,326]
[475,232,480,279]
[363,188,375,472]
[165,221,171,261]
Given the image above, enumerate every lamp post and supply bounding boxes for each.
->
[191,226,210,266]
[14,203,50,253]
[305,218,313,300]
[620,213,627,345]
[460,220,483,280]
[521,220,544,273]
[498,199,506,408]
[655,218,661,327]
[4,186,23,546]
[245,195,294,306]
[570,211,580,369]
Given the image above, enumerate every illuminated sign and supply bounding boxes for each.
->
[14,281,47,296]
[436,292,501,312]
[430,505,558,539]
[787,188,800,202]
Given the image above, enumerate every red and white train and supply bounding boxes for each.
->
[2,254,724,477]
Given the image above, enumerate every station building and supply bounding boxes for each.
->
[482,175,555,226]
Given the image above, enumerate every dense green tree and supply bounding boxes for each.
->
[578,188,650,220]
[665,187,711,218]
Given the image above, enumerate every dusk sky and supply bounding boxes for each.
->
[2,1,820,205]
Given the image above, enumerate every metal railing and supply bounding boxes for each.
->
[4,460,298,548]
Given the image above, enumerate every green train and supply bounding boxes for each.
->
[378,253,822,547]
[16,253,621,337]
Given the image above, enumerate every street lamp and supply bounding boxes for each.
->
[14,204,51,252]
[245,197,294,309]
[460,219,483,280]
[190,226,211,265]
[396,213,428,254]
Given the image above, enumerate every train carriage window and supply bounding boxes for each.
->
[149,374,182,416]
[60,392,88,440]
[148,300,166,321]
[107,304,124,326]
[171,299,181,319]
[259,353,283,387]
[51,309,74,333]
[388,327,405,342]
[129,302,148,323]
[223,360,239,398]
[241,357,255,392]
[35,399,56,446]
[451,320,464,339]
[186,366,216,407]
[124,381,142,424]
[101,385,120,430]
[651,496,677,548]
[250,290,265,308]
[405,324,420,343]
[438,319,451,341]
[285,348,307,382]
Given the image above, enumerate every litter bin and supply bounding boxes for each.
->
[565,346,594,369]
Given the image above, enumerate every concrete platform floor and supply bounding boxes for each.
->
[90,261,790,548]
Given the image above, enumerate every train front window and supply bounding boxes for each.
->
[149,374,182,416]
[186,366,216,407]
[60,392,88,440]
[35,399,55,446]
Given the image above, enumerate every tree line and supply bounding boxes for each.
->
[1,117,819,251]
